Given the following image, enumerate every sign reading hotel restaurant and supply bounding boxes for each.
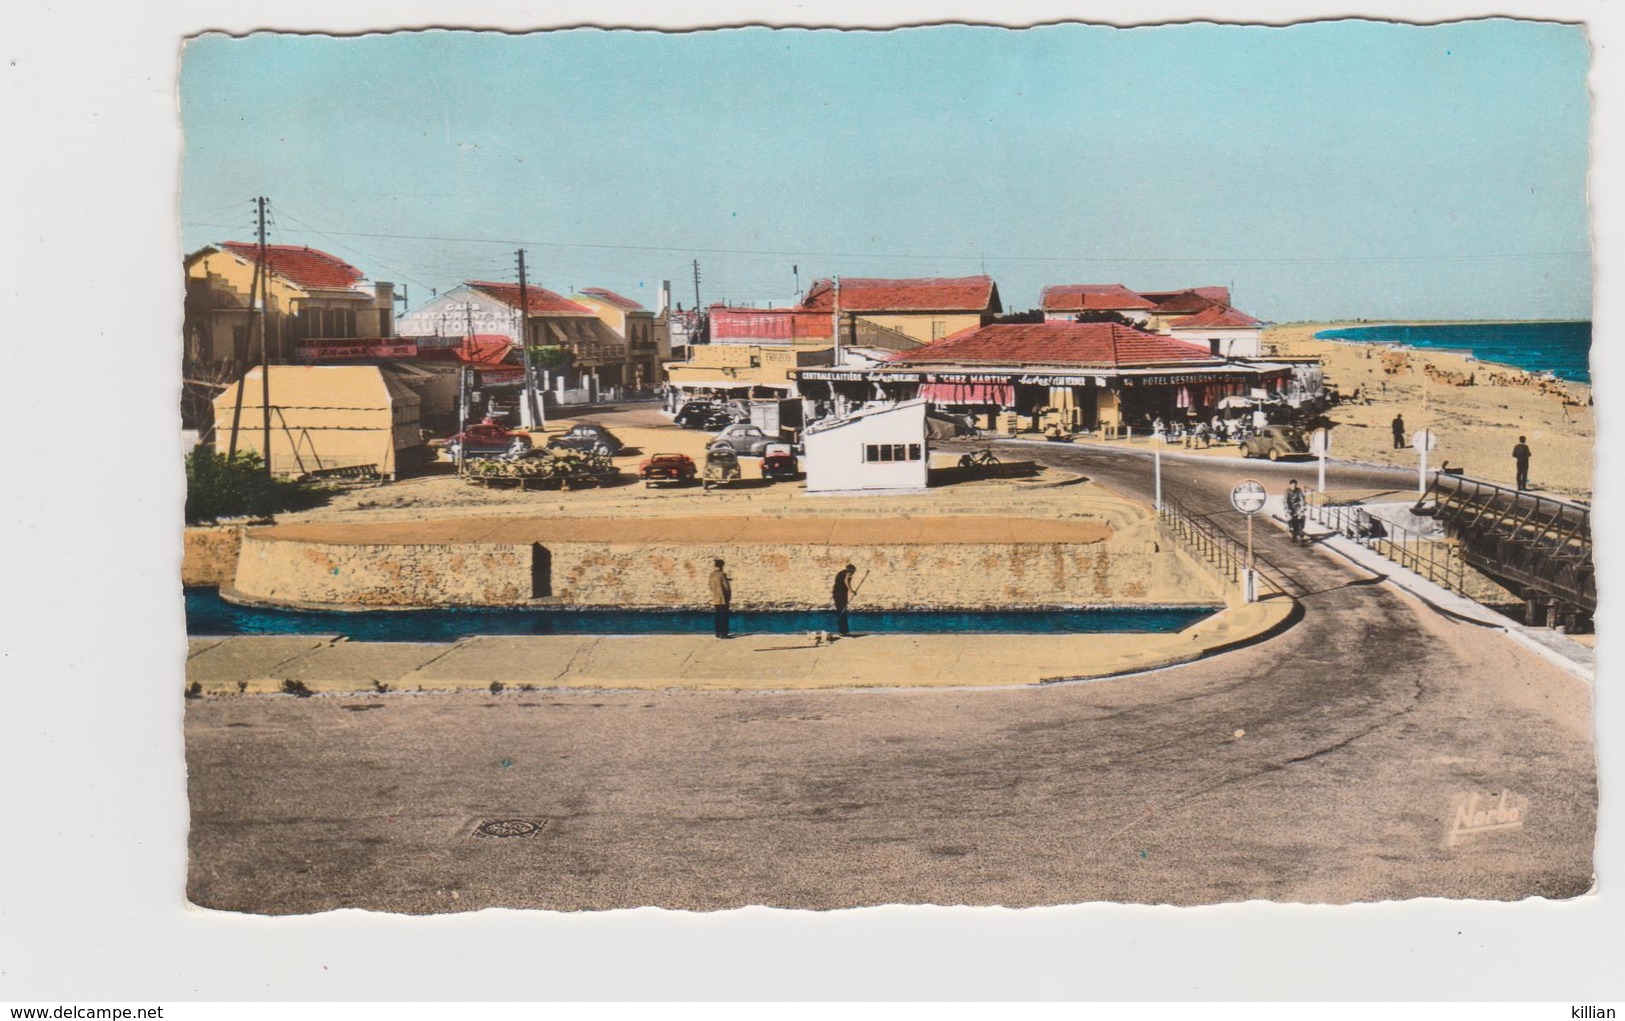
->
[296,341,418,361]
[1230,480,1267,515]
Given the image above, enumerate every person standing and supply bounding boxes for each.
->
[832,564,858,637]
[709,558,732,638]
[1392,413,1406,450]
[1284,479,1307,543]
[1513,436,1533,491]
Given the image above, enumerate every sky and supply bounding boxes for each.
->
[179,20,1592,322]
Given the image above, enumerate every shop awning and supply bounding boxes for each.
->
[918,381,1015,405]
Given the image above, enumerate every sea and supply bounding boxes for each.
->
[1312,322,1592,384]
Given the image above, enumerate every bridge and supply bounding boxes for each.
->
[1427,473,1594,630]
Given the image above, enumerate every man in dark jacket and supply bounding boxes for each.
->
[832,564,857,637]
[709,559,732,638]
[1392,413,1406,450]
[1513,436,1533,491]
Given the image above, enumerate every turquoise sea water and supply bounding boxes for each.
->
[1313,322,1592,383]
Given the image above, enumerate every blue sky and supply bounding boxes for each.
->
[180,20,1591,321]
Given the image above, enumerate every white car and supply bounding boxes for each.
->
[709,423,777,456]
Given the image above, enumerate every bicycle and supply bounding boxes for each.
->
[958,448,1001,468]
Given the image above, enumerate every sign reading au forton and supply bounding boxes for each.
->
[1230,480,1267,515]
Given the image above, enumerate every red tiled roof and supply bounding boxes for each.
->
[1148,290,1223,315]
[1138,286,1230,306]
[466,281,593,315]
[887,322,1216,369]
[219,242,365,290]
[711,306,834,342]
[801,275,998,313]
[578,287,644,311]
[1040,284,1156,312]
[1168,305,1261,329]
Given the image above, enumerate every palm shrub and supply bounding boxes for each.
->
[184,449,329,523]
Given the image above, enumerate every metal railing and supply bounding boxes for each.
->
[1158,496,1251,588]
[1426,473,1594,614]
[1305,497,1467,594]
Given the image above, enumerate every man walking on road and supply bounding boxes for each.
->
[1285,479,1307,543]
[832,564,858,638]
[1513,436,1533,491]
[709,558,732,638]
[1392,413,1406,450]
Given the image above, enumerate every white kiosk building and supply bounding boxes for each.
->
[802,398,930,494]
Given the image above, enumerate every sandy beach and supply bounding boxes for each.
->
[1269,323,1593,501]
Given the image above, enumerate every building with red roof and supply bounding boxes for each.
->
[799,275,1002,348]
[396,281,663,395]
[793,320,1290,438]
[1039,284,1157,323]
[1165,304,1266,358]
[183,242,398,369]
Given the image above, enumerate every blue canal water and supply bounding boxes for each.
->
[185,588,1215,642]
[1313,322,1592,383]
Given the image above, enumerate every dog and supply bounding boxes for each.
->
[808,630,834,647]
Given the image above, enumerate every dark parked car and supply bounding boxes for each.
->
[760,443,800,481]
[547,423,624,457]
[442,419,532,459]
[674,401,723,429]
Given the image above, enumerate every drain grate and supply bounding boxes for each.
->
[474,818,545,839]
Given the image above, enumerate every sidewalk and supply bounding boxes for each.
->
[1272,496,1595,683]
[184,598,1295,694]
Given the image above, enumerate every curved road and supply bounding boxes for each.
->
[185,447,1595,912]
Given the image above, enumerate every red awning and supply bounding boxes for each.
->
[919,381,1015,406]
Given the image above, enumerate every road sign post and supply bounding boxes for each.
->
[1412,428,1438,496]
[1309,427,1331,494]
[1230,479,1268,603]
[1153,429,1164,511]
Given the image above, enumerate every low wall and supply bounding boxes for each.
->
[230,534,1225,610]
[183,526,244,587]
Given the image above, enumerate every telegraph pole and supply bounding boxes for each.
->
[692,259,702,312]
[225,196,265,462]
[515,249,543,429]
[257,196,271,475]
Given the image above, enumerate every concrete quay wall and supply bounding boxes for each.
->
[229,534,1226,610]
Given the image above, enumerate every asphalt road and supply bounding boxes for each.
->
[185,448,1596,913]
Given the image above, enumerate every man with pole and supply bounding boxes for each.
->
[832,563,863,638]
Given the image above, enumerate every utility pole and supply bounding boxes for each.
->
[515,248,544,430]
[257,196,272,474]
[226,196,265,463]
[832,276,843,367]
[692,259,702,312]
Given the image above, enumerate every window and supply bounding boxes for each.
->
[863,442,922,463]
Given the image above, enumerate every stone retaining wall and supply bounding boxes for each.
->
[183,527,245,587]
[230,534,1224,609]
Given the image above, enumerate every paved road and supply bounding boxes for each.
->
[185,450,1595,913]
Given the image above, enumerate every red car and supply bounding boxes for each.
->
[637,452,698,487]
[442,419,532,460]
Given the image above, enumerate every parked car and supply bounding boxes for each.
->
[1239,424,1311,461]
[673,401,722,429]
[760,443,800,481]
[547,423,624,457]
[637,452,698,487]
[709,422,778,456]
[702,446,743,490]
[442,419,532,460]
[698,407,748,431]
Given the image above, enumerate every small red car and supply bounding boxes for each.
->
[442,419,532,459]
[637,452,698,487]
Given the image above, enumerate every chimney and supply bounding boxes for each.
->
[373,281,395,338]
[658,280,671,315]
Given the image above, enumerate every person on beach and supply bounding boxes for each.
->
[709,558,732,638]
[832,564,859,637]
[1392,413,1406,449]
[1285,479,1307,543]
[1513,436,1533,491]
